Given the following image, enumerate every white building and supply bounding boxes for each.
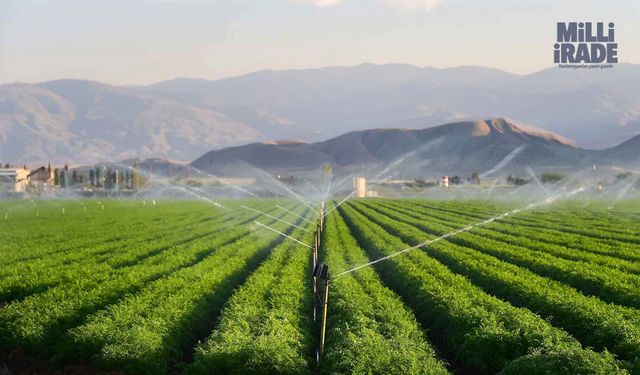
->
[0,167,30,193]
[440,176,450,188]
[354,176,367,198]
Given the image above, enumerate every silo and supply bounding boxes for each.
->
[354,176,366,198]
[441,176,450,188]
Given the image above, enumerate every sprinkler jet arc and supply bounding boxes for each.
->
[252,221,313,249]
[242,205,311,233]
[332,186,586,279]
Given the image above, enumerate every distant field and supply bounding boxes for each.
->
[0,199,639,374]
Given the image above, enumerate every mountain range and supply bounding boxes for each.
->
[190,118,640,179]
[1,63,639,165]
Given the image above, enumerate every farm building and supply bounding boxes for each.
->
[354,176,366,198]
[0,164,56,195]
[0,167,30,193]
[29,164,56,191]
[440,176,450,188]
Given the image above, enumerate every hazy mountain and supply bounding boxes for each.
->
[0,80,263,164]
[592,135,640,167]
[191,118,608,179]
[2,63,640,164]
[145,64,519,140]
[147,63,640,148]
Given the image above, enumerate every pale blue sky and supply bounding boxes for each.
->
[1,0,638,84]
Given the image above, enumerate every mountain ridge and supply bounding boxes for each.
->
[1,63,640,164]
[190,118,637,179]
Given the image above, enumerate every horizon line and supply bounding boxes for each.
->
[7,61,637,87]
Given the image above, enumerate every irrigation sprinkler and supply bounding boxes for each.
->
[4,210,8,220]
[312,230,319,321]
[313,263,330,359]
[323,191,356,218]
[313,230,319,271]
[35,208,39,217]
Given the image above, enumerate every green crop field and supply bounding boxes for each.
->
[1,198,639,374]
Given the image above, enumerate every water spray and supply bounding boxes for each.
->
[252,221,312,249]
[245,165,318,211]
[275,205,316,224]
[186,166,261,198]
[323,191,356,218]
[242,205,311,233]
[332,186,586,279]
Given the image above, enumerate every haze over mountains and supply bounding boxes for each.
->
[191,118,640,178]
[1,63,639,165]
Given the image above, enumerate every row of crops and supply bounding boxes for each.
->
[1,198,639,374]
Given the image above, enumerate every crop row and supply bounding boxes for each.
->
[0,205,249,303]
[350,201,640,371]
[0,201,205,260]
[387,199,640,260]
[187,219,315,375]
[319,207,448,374]
[422,200,640,242]
[54,204,307,374]
[359,200,640,309]
[0,203,288,357]
[378,199,640,271]
[337,203,626,374]
[0,202,219,267]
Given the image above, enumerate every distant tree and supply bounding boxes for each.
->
[95,168,102,188]
[540,172,565,184]
[450,176,462,185]
[132,168,140,190]
[507,175,529,186]
[106,168,115,190]
[72,170,78,185]
[414,179,427,188]
[89,169,95,187]
[123,169,130,189]
[616,172,632,181]
[470,172,481,184]
[186,179,204,187]
[54,168,60,186]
